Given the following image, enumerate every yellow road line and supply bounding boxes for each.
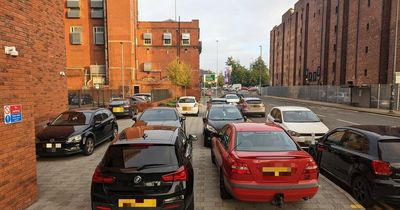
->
[350,204,364,209]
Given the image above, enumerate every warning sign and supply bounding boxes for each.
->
[4,105,23,124]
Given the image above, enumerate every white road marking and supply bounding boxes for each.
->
[337,119,360,125]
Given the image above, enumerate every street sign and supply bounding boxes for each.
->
[4,104,23,124]
[203,74,216,83]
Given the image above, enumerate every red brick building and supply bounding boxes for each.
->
[64,0,201,98]
[0,0,68,209]
[270,0,400,86]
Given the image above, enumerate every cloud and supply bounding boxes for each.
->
[139,0,297,72]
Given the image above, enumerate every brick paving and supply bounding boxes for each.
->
[27,116,363,210]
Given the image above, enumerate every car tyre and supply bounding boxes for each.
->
[203,132,210,147]
[211,148,216,165]
[187,195,194,210]
[219,170,232,199]
[83,137,95,156]
[351,176,374,207]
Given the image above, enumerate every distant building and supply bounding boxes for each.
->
[270,0,400,86]
[64,0,201,98]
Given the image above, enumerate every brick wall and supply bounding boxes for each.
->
[0,0,67,209]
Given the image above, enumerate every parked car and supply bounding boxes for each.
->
[206,98,228,110]
[71,94,93,105]
[266,106,329,150]
[133,107,186,133]
[133,93,152,102]
[36,108,118,156]
[108,98,138,118]
[327,92,351,104]
[91,125,197,210]
[211,123,319,206]
[176,96,199,116]
[203,104,246,147]
[221,93,245,100]
[240,97,266,117]
[309,125,400,207]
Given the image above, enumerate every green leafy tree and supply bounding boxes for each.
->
[249,57,269,86]
[217,74,225,87]
[167,58,192,95]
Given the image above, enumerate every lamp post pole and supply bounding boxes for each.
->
[390,0,400,113]
[216,40,219,97]
[259,45,262,95]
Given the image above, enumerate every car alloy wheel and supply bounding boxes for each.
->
[352,176,374,207]
[83,137,94,156]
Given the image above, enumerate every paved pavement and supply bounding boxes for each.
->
[27,110,365,210]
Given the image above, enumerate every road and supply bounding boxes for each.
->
[248,96,400,210]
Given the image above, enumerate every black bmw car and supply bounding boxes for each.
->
[36,108,118,156]
[91,125,197,210]
[203,104,246,147]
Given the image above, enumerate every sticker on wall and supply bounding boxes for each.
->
[4,105,23,124]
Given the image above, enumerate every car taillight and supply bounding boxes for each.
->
[304,159,318,174]
[372,160,392,176]
[162,166,188,182]
[231,162,250,175]
[95,206,111,210]
[92,167,116,184]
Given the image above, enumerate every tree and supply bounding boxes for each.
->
[249,57,269,86]
[167,58,192,96]
[226,57,249,85]
[217,74,225,87]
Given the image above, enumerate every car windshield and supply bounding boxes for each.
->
[179,98,195,103]
[51,112,91,126]
[212,100,226,104]
[226,95,239,99]
[209,107,242,120]
[283,111,320,123]
[110,100,129,106]
[236,132,298,152]
[103,145,178,169]
[246,100,262,104]
[379,141,400,162]
[140,109,178,121]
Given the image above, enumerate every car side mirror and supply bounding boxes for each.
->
[188,135,198,141]
[274,119,282,124]
[202,117,207,123]
[180,116,186,122]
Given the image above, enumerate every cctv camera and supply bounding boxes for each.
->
[59,71,66,77]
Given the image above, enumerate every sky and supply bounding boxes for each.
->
[139,0,297,72]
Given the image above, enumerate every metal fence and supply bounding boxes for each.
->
[261,85,400,110]
[151,89,171,102]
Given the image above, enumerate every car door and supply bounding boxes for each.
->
[215,126,233,175]
[92,111,106,143]
[334,130,370,184]
[101,110,113,140]
[318,129,346,176]
[213,126,228,168]
[179,128,192,161]
[266,108,276,122]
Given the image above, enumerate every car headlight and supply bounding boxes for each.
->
[287,130,300,137]
[206,124,218,133]
[67,135,82,143]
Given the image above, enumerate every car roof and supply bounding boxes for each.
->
[232,123,285,132]
[179,96,196,99]
[209,104,238,108]
[345,125,400,139]
[112,125,179,145]
[244,97,262,101]
[68,107,104,113]
[145,107,177,111]
[211,98,226,101]
[274,106,311,111]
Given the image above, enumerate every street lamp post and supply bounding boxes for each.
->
[216,40,219,97]
[390,0,399,113]
[120,42,125,99]
[259,45,262,95]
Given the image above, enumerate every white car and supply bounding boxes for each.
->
[266,106,329,149]
[225,94,240,104]
[176,96,199,116]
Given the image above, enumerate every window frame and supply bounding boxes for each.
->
[163,33,172,46]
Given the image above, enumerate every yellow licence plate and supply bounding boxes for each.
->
[113,107,124,113]
[118,199,157,208]
[262,167,292,176]
[183,107,191,111]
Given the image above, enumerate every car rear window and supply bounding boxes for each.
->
[236,132,299,152]
[103,145,178,169]
[179,98,195,103]
[379,141,400,162]
[246,100,262,104]
[140,109,178,121]
[110,100,129,106]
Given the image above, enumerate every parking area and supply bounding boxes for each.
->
[27,110,364,210]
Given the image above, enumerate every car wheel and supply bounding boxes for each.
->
[219,170,232,199]
[211,149,216,165]
[110,126,118,140]
[83,137,95,156]
[351,176,374,207]
[203,132,210,147]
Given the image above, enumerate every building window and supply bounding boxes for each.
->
[367,23,370,30]
[182,33,190,45]
[163,33,172,45]
[365,46,369,54]
[364,69,368,76]
[93,26,104,45]
[368,0,371,7]
[70,26,82,45]
[334,25,337,33]
[144,62,152,72]
[67,8,80,18]
[333,62,336,72]
[143,33,152,45]
[333,44,337,51]
[91,8,104,18]
[335,6,338,14]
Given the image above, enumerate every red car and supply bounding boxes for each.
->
[211,123,319,206]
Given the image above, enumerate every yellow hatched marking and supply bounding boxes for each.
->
[350,204,363,209]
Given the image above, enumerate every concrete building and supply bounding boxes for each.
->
[0,0,68,209]
[270,0,400,86]
[64,0,201,98]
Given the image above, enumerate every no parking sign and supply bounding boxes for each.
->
[4,105,23,124]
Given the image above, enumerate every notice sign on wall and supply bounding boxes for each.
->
[4,105,23,124]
